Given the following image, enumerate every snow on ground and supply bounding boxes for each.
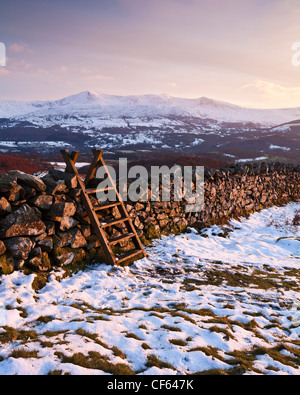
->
[0,202,299,375]
[269,145,291,151]
[236,156,269,163]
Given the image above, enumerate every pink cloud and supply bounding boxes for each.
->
[9,43,33,54]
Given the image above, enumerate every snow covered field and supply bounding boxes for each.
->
[0,202,299,375]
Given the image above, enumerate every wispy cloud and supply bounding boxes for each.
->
[243,80,300,96]
[9,43,33,54]
[242,80,300,107]
[80,67,113,81]
[0,68,10,76]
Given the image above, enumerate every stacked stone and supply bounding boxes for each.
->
[0,162,299,274]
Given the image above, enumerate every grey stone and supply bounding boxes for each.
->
[41,175,68,195]
[4,237,34,260]
[0,204,46,238]
[49,169,77,190]
[32,194,53,210]
[38,238,54,253]
[47,201,77,219]
[8,170,46,192]
[0,173,17,193]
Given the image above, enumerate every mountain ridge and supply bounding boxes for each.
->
[1,90,300,127]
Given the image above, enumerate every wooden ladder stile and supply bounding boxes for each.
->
[60,149,146,266]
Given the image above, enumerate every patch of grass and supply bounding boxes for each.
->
[55,351,135,375]
[169,339,188,347]
[149,312,165,319]
[209,325,235,340]
[182,308,216,318]
[48,370,64,375]
[161,325,182,332]
[192,369,229,375]
[125,332,143,341]
[76,328,111,349]
[188,346,223,360]
[76,328,126,359]
[202,268,281,290]
[252,345,299,369]
[40,341,55,348]
[0,327,38,344]
[138,324,147,330]
[17,307,28,319]
[31,273,49,291]
[142,343,151,350]
[6,306,28,319]
[37,316,55,324]
[146,355,176,371]
[292,210,300,226]
[69,303,87,313]
[169,311,196,325]
[223,304,235,310]
[9,348,40,359]
[87,315,111,322]
[111,346,126,360]
[220,344,300,375]
[41,330,69,338]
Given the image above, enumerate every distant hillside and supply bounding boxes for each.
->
[0,91,299,164]
[0,153,45,174]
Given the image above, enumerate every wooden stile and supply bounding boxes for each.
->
[61,149,146,266]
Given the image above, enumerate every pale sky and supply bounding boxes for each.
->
[1,0,300,108]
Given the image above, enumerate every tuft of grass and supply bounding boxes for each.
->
[125,332,143,341]
[31,273,49,291]
[111,346,126,360]
[48,370,64,375]
[76,328,126,359]
[37,316,55,324]
[169,339,188,347]
[0,327,38,343]
[142,343,151,350]
[161,325,182,332]
[292,210,300,226]
[209,325,235,340]
[146,355,176,371]
[9,348,40,359]
[55,351,135,375]
[41,330,69,338]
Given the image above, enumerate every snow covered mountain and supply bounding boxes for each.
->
[0,90,300,127]
[0,91,299,164]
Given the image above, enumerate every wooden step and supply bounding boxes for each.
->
[100,217,129,228]
[115,249,144,264]
[109,232,135,246]
[86,187,115,195]
[94,202,122,211]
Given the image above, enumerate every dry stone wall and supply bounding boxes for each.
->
[0,162,299,274]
